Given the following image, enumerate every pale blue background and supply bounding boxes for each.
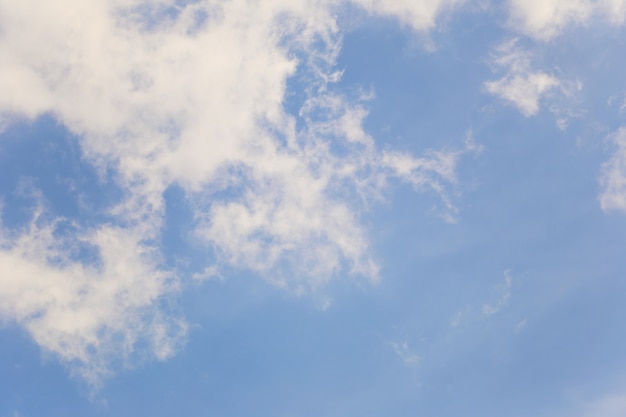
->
[2,7,626,417]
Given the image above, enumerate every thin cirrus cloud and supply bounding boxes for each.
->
[0,0,472,383]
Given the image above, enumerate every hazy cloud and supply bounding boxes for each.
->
[583,392,626,417]
[391,340,420,367]
[485,39,560,116]
[482,270,513,316]
[600,127,626,212]
[0,208,186,386]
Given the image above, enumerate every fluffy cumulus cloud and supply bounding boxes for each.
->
[600,128,626,212]
[0,0,470,382]
[484,39,560,117]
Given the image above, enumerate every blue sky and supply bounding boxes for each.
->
[2,1,626,416]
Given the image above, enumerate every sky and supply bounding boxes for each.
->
[1,0,626,416]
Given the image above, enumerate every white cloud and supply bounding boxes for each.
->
[508,0,594,40]
[0,0,470,380]
[508,0,626,40]
[192,265,222,281]
[350,0,462,31]
[599,128,626,212]
[449,270,519,332]
[0,209,186,386]
[485,39,561,116]
[604,0,626,24]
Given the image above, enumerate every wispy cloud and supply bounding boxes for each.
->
[450,269,516,329]
[600,127,626,212]
[0,0,471,381]
[391,340,420,368]
[482,269,513,316]
[484,39,561,117]
[515,318,527,333]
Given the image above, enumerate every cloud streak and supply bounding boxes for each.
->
[482,269,513,316]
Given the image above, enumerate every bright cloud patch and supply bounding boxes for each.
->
[0,0,469,382]
[351,0,461,31]
[484,39,560,117]
[508,0,626,39]
[0,210,185,386]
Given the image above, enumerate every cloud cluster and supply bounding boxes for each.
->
[484,39,561,117]
[0,0,469,381]
[0,209,186,385]
[391,340,420,368]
